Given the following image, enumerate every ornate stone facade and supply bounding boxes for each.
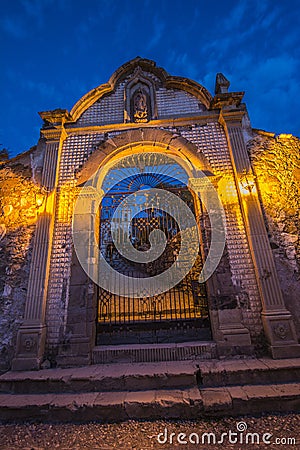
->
[1,58,299,371]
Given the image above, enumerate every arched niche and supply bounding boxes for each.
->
[124,67,157,123]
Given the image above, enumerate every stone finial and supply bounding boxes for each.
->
[215,73,230,94]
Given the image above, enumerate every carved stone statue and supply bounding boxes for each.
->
[133,89,148,122]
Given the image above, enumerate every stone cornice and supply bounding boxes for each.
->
[211,92,244,109]
[64,113,221,136]
[218,110,246,127]
[39,109,72,125]
[40,128,62,141]
[164,76,212,107]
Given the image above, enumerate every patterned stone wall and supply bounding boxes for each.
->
[0,151,43,370]
[75,71,205,126]
[156,88,204,117]
[42,120,264,353]
[247,131,300,338]
[179,123,262,338]
[76,84,125,126]
[45,133,104,352]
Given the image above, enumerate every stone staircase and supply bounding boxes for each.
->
[0,358,299,422]
[92,341,217,363]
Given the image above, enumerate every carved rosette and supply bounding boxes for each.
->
[20,334,38,354]
[273,323,288,340]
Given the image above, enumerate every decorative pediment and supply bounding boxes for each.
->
[68,57,213,122]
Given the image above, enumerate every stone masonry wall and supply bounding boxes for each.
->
[1,129,299,369]
[179,123,263,340]
[247,131,300,338]
[0,151,42,371]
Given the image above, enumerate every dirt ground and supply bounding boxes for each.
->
[0,413,299,449]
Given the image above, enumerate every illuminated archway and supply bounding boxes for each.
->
[95,151,211,345]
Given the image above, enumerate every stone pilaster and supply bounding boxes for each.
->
[188,177,253,355]
[56,186,103,367]
[220,110,300,358]
[12,122,67,370]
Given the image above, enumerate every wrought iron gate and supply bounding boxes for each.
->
[96,158,211,345]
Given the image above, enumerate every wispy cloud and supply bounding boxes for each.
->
[253,55,297,86]
[146,17,166,50]
[1,0,55,38]
[223,0,248,31]
[5,67,61,102]
[1,16,27,39]
[166,51,199,80]
[23,79,58,99]
[20,0,54,27]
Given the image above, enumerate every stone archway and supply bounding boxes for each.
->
[76,128,214,187]
[60,128,252,365]
[95,151,211,345]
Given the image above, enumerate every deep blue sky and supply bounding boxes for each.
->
[1,0,299,157]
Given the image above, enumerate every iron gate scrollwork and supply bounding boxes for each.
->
[96,156,211,345]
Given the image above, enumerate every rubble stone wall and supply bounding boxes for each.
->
[247,131,300,338]
[0,151,42,370]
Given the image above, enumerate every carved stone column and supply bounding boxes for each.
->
[188,177,252,355]
[220,110,300,358]
[12,114,68,370]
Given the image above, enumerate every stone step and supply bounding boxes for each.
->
[92,341,217,364]
[1,358,300,396]
[0,361,198,395]
[201,382,300,417]
[197,357,300,387]
[1,358,299,422]
[0,382,299,422]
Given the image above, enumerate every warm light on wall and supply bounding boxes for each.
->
[56,181,78,224]
[35,187,49,210]
[218,176,239,203]
[239,171,256,195]
[35,193,44,208]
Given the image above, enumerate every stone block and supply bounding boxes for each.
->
[124,390,156,419]
[201,387,232,412]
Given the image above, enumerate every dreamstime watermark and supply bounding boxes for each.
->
[72,152,226,297]
[156,421,297,446]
